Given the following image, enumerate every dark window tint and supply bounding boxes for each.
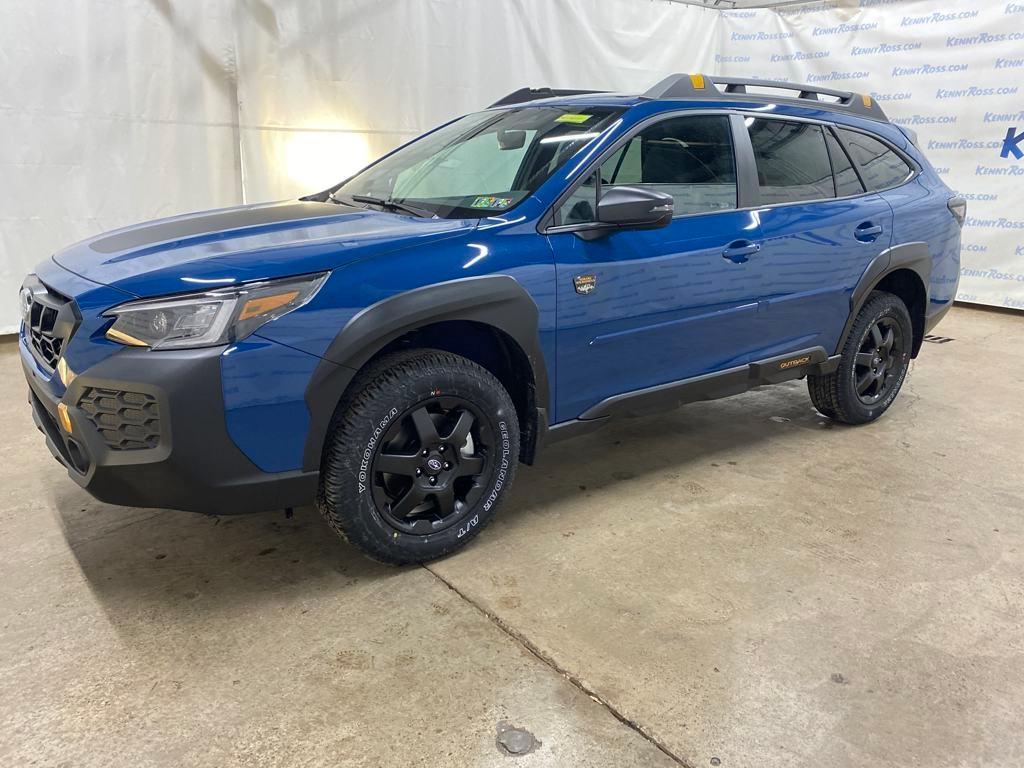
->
[560,172,599,226]
[558,115,737,225]
[837,128,913,191]
[747,119,835,204]
[825,129,865,197]
[605,115,737,215]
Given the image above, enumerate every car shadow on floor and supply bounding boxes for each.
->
[52,379,833,629]
[506,379,837,514]
[51,490,394,633]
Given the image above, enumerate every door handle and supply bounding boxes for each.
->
[722,240,760,263]
[855,222,884,242]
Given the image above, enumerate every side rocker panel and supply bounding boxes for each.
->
[302,275,548,472]
[537,346,840,449]
[580,346,833,421]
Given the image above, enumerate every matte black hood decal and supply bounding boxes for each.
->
[89,201,349,254]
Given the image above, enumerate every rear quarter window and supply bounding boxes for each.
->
[837,128,913,191]
[825,128,866,197]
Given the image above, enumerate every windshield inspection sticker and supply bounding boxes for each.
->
[470,196,513,209]
[555,114,592,124]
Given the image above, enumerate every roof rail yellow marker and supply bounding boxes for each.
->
[862,94,873,107]
[690,73,706,90]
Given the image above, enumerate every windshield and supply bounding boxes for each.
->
[332,106,624,219]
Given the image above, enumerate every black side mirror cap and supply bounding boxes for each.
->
[597,185,674,230]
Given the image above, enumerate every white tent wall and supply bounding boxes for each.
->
[232,0,722,202]
[1,0,242,333]
[2,0,1020,334]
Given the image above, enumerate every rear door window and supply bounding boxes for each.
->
[837,128,913,191]
[746,119,835,204]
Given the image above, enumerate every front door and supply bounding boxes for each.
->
[546,113,767,422]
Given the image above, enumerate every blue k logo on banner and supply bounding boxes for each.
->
[1002,127,1024,159]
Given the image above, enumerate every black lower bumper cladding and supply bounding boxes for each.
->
[22,345,317,514]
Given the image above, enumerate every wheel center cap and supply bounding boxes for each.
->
[424,454,444,475]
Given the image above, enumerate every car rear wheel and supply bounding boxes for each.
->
[808,291,913,425]
[317,349,519,564]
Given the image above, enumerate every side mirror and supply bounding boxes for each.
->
[497,129,527,150]
[597,185,673,229]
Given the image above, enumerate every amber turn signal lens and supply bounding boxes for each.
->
[57,357,76,387]
[238,291,301,321]
[57,402,73,434]
[106,327,149,346]
[690,73,706,90]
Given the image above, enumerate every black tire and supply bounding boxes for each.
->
[808,291,913,425]
[317,349,519,564]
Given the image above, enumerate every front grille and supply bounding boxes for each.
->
[78,387,162,450]
[22,277,79,370]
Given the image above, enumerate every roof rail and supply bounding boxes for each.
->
[643,73,889,122]
[489,87,606,108]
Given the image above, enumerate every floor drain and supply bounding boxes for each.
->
[496,722,541,757]
[923,334,954,344]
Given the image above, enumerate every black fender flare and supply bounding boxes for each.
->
[836,242,931,356]
[301,275,549,471]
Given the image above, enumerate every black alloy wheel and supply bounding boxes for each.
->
[317,348,520,564]
[853,316,905,405]
[371,397,493,535]
[806,290,913,425]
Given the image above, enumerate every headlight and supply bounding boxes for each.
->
[20,283,34,323]
[104,272,329,350]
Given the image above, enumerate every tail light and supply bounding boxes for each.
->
[948,196,967,228]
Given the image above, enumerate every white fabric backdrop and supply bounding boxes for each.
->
[2,0,1020,333]
[232,0,721,200]
[1,0,242,335]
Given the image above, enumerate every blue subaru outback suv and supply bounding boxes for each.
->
[21,74,964,563]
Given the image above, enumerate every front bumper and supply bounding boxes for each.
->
[21,339,318,514]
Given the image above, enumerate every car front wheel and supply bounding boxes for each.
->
[317,349,519,564]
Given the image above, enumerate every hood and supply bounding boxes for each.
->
[52,200,477,298]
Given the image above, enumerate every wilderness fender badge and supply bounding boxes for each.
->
[573,274,597,295]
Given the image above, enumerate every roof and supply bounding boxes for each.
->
[489,73,889,123]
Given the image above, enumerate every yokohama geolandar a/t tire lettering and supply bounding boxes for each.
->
[808,291,914,425]
[316,349,519,564]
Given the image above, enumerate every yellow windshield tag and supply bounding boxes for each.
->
[555,114,592,124]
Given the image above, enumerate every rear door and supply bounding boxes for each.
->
[836,126,935,263]
[744,117,894,359]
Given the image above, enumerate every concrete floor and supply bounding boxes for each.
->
[1,305,1022,767]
